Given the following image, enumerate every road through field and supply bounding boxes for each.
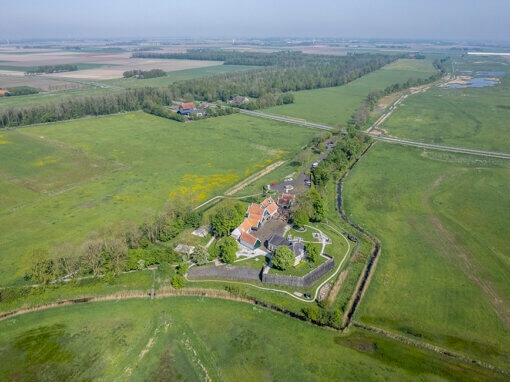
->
[243,110,510,158]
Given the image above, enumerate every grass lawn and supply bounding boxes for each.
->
[0,297,505,381]
[382,56,510,153]
[264,59,437,127]
[100,64,255,88]
[343,143,510,368]
[0,112,315,286]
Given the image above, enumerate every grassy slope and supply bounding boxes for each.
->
[101,64,254,88]
[343,143,510,368]
[0,112,315,286]
[0,297,504,381]
[264,59,437,127]
[383,56,510,152]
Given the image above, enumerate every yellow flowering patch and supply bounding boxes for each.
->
[265,159,272,163]
[0,141,10,144]
[33,156,58,166]
[254,164,265,168]
[169,173,238,201]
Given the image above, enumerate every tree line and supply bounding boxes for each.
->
[26,64,78,74]
[123,69,166,79]
[0,86,40,96]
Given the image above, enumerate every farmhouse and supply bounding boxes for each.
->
[178,102,204,116]
[227,95,249,105]
[267,233,306,265]
[232,197,279,249]
[0,90,10,96]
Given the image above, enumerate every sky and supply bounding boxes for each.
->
[1,0,509,42]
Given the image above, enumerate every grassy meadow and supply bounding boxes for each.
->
[264,58,437,127]
[342,143,510,368]
[0,112,316,286]
[100,64,254,88]
[382,56,510,152]
[0,296,505,381]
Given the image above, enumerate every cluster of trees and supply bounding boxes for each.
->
[0,87,173,128]
[272,246,295,270]
[294,188,327,223]
[210,203,245,237]
[23,197,202,287]
[123,69,166,79]
[311,132,371,187]
[26,64,78,74]
[143,103,185,122]
[1,86,40,96]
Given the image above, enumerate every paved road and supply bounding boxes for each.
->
[242,110,510,159]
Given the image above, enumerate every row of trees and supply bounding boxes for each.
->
[26,64,78,74]
[2,86,40,96]
[0,87,174,128]
[123,69,166,79]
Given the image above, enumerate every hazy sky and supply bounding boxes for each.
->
[1,0,509,42]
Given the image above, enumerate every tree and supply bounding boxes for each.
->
[220,237,237,264]
[191,246,209,265]
[292,209,309,228]
[24,248,55,285]
[104,236,128,275]
[176,262,189,275]
[172,274,186,289]
[307,244,320,263]
[81,233,104,277]
[211,204,244,237]
[272,246,294,271]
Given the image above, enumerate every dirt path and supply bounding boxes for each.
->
[422,171,510,329]
[224,160,285,196]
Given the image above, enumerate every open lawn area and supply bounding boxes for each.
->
[0,297,504,381]
[264,59,437,127]
[381,56,510,153]
[0,112,315,286]
[100,64,255,88]
[343,143,510,369]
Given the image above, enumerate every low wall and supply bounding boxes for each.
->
[262,256,335,288]
[188,265,261,282]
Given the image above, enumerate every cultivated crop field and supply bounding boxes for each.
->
[0,297,503,381]
[264,59,437,127]
[382,56,510,152]
[100,64,254,88]
[343,143,510,368]
[0,112,316,286]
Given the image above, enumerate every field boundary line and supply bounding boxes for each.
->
[353,322,510,377]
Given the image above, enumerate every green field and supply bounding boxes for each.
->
[381,57,510,153]
[0,297,504,381]
[343,143,510,368]
[101,64,254,88]
[0,112,315,286]
[264,59,437,127]
[0,86,116,109]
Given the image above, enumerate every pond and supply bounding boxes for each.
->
[475,71,505,76]
[447,77,500,88]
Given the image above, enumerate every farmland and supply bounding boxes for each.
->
[342,143,510,368]
[101,64,254,88]
[381,56,510,153]
[0,296,505,381]
[264,59,438,127]
[0,112,316,286]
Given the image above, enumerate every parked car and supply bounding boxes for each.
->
[304,293,312,299]
[312,161,319,168]
[305,180,311,186]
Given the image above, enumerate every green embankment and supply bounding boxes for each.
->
[0,297,505,381]
[343,143,510,369]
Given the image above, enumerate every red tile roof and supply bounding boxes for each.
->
[277,193,295,207]
[265,202,278,216]
[247,203,264,217]
[0,90,9,96]
[261,197,274,208]
[239,218,252,233]
[240,232,259,246]
[247,215,262,228]
[179,102,196,110]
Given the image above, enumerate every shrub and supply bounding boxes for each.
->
[172,274,186,289]
[272,246,294,270]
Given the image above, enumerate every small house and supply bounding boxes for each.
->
[227,95,249,105]
[0,90,10,97]
[277,193,295,209]
[267,233,306,266]
[178,102,204,117]
[239,232,261,250]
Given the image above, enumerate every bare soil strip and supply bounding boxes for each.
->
[224,160,285,195]
[422,172,510,329]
